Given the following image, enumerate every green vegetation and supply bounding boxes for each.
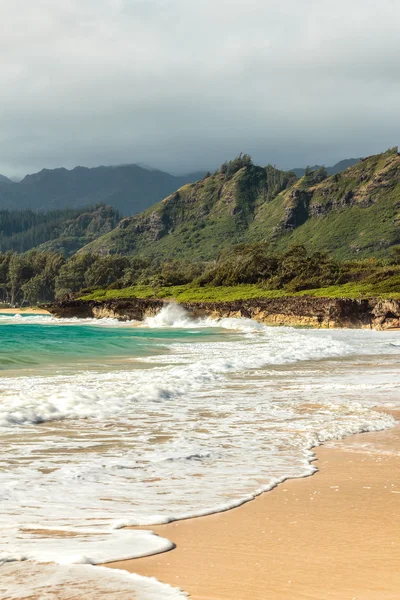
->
[0,250,64,305]
[77,245,400,302]
[80,277,400,303]
[80,284,288,302]
[83,158,298,259]
[0,205,120,254]
[2,149,400,307]
[83,148,400,261]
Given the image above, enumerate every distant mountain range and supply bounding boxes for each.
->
[0,158,362,217]
[0,164,205,216]
[290,158,361,178]
[83,148,400,261]
[0,174,13,184]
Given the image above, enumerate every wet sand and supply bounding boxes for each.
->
[0,307,50,314]
[106,421,400,600]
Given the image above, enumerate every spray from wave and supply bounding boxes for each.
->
[143,303,270,333]
[143,303,197,328]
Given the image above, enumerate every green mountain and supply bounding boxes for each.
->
[0,205,120,255]
[80,148,400,261]
[291,158,361,178]
[0,164,205,216]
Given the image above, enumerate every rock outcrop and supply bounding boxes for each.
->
[45,297,400,330]
[46,298,164,321]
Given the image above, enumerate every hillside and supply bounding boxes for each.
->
[0,205,120,255]
[291,158,361,178]
[0,164,204,215]
[83,148,400,261]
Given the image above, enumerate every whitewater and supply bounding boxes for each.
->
[1,306,399,599]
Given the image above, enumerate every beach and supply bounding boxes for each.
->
[107,418,400,600]
[1,311,399,600]
[0,307,50,314]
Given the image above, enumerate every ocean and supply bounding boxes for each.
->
[1,305,399,599]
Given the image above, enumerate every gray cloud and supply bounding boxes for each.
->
[0,0,399,176]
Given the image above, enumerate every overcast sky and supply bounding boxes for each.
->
[0,0,399,177]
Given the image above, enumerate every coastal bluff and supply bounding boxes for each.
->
[45,297,400,329]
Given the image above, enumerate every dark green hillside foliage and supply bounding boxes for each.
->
[1,240,400,306]
[0,250,64,305]
[83,148,400,261]
[1,148,400,306]
[0,205,120,254]
[77,244,400,301]
[55,254,130,299]
[275,147,400,258]
[302,166,328,187]
[83,156,297,259]
[198,243,339,290]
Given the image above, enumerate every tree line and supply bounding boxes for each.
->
[2,243,399,307]
[0,205,120,253]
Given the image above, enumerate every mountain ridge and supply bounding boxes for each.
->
[0,174,13,185]
[0,164,205,216]
[82,148,400,261]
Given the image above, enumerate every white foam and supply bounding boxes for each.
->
[0,313,128,326]
[143,303,196,327]
[0,319,361,428]
[142,304,273,333]
[1,310,399,598]
[1,563,187,600]
[0,527,172,566]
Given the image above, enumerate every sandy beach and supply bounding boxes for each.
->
[107,418,400,600]
[0,307,50,314]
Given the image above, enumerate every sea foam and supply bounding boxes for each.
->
[0,307,399,598]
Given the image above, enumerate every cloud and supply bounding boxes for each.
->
[0,0,399,175]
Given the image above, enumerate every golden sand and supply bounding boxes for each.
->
[0,307,50,314]
[106,423,400,600]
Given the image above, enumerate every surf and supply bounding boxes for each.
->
[0,306,399,598]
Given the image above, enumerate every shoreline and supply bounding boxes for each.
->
[0,307,50,315]
[105,418,400,600]
[1,313,398,598]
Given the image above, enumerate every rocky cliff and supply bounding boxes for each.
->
[45,297,400,330]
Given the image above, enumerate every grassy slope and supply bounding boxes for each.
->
[82,166,295,260]
[275,151,400,258]
[80,273,400,303]
[82,149,400,261]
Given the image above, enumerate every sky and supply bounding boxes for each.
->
[0,0,399,177]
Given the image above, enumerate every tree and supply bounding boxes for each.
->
[84,256,129,289]
[8,254,35,305]
[55,253,95,297]
[21,274,49,304]
[391,246,400,265]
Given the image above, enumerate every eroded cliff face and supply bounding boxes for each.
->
[45,297,400,330]
[46,299,164,321]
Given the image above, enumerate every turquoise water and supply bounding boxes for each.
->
[1,308,399,600]
[0,314,218,370]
